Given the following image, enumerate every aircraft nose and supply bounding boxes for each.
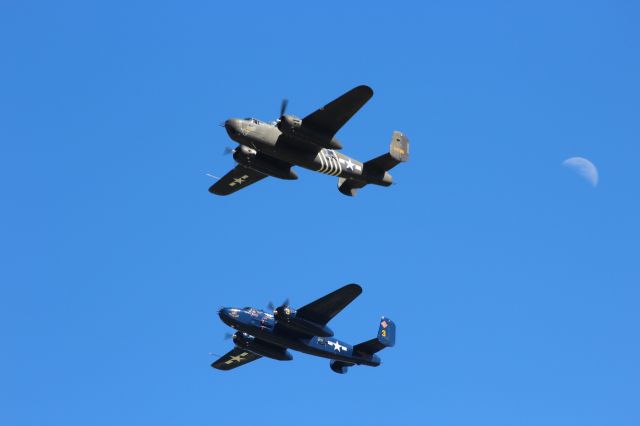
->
[218,307,238,326]
[218,308,229,319]
[224,119,241,136]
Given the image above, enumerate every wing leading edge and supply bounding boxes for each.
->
[302,85,373,139]
[296,283,363,326]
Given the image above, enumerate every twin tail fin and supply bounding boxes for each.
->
[364,131,410,173]
[353,316,396,355]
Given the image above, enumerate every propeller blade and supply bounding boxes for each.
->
[224,332,233,340]
[280,99,288,117]
[282,298,289,308]
[267,301,275,311]
[223,146,235,156]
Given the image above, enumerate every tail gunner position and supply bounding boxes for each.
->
[212,284,395,374]
[210,85,409,196]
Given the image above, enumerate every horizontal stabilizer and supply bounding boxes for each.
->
[353,338,385,355]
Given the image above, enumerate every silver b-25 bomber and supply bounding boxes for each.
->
[210,85,409,196]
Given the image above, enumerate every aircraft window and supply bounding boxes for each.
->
[252,119,259,124]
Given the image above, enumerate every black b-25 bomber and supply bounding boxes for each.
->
[210,85,409,196]
[213,284,395,374]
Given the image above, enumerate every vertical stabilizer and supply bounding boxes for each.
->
[378,316,396,347]
[364,131,410,171]
[389,131,409,163]
[353,317,396,355]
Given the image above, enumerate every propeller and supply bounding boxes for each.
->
[267,298,290,313]
[223,146,235,155]
[279,99,288,118]
[224,332,234,340]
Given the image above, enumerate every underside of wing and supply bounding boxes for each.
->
[296,283,363,326]
[211,347,262,371]
[302,85,373,139]
[209,165,268,196]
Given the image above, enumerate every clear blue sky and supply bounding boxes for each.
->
[2,1,639,425]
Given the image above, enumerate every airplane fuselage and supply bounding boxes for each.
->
[224,118,392,186]
[218,307,381,367]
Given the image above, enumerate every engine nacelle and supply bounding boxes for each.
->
[277,115,303,133]
[232,332,292,361]
[233,145,298,180]
[277,115,342,150]
[234,145,258,159]
[273,305,297,322]
[274,306,333,337]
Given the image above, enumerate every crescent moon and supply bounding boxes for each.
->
[563,157,598,187]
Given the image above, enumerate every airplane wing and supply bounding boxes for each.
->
[208,165,268,196]
[302,85,373,139]
[296,283,363,326]
[211,347,262,371]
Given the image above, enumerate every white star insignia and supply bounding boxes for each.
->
[344,158,356,171]
[328,340,345,352]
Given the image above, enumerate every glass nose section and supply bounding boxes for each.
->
[218,308,240,323]
[224,119,241,135]
[218,307,232,319]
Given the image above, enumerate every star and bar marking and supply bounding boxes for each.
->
[225,352,250,365]
[338,157,361,172]
[327,340,347,353]
[229,175,249,187]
